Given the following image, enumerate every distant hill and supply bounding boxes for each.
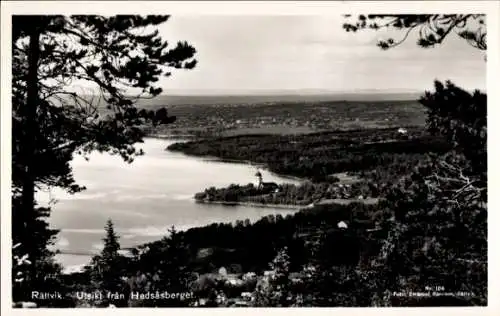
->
[67,91,423,109]
[136,92,423,107]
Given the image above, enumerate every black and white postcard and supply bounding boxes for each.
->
[1,0,498,314]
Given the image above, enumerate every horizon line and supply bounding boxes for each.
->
[159,89,426,96]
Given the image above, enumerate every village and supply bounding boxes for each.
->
[152,100,421,138]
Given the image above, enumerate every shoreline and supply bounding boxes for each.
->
[194,199,303,210]
[146,133,196,140]
[195,197,380,209]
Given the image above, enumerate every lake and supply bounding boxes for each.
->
[37,137,301,272]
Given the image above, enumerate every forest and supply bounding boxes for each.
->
[182,127,453,205]
[168,127,451,182]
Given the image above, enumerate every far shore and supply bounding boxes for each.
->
[195,197,380,209]
[194,199,303,210]
[146,133,196,140]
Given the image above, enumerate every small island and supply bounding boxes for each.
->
[194,170,302,208]
[194,167,380,208]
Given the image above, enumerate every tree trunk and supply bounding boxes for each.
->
[22,20,41,280]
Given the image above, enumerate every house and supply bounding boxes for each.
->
[218,267,228,277]
[261,182,279,192]
[255,170,279,192]
[337,221,348,229]
[397,127,409,139]
[398,127,408,135]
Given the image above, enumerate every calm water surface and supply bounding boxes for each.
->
[38,138,300,272]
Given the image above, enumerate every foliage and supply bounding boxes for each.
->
[12,15,196,303]
[196,183,261,203]
[169,127,450,182]
[372,152,487,306]
[145,203,376,274]
[298,264,375,307]
[12,15,195,193]
[420,81,486,183]
[341,13,487,306]
[369,84,487,305]
[127,226,197,307]
[365,83,487,307]
[11,195,71,307]
[87,219,128,306]
[253,247,294,307]
[343,14,486,51]
[196,180,377,206]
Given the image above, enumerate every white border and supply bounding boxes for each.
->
[1,1,499,316]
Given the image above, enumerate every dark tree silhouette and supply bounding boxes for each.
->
[88,219,127,306]
[128,226,195,307]
[343,14,486,51]
[342,14,487,306]
[253,247,294,307]
[11,15,197,300]
[420,81,486,185]
[101,220,121,261]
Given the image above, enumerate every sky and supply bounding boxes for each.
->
[153,15,486,95]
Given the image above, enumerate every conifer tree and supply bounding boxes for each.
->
[254,247,294,307]
[157,226,194,307]
[12,15,196,299]
[130,226,194,307]
[343,14,487,306]
[343,14,486,51]
[89,219,127,306]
